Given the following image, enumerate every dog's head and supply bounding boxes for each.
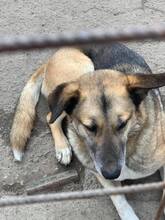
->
[48,70,165,179]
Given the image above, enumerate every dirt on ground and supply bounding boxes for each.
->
[0,0,165,219]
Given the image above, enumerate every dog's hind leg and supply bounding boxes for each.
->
[47,112,72,165]
[96,174,139,220]
[10,64,45,161]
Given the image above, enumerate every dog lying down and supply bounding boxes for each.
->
[10,43,165,220]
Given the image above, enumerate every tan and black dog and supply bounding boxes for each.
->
[10,43,165,220]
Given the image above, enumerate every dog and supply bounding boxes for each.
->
[10,43,165,220]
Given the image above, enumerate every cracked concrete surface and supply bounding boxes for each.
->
[0,0,165,219]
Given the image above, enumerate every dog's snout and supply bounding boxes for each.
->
[101,164,121,180]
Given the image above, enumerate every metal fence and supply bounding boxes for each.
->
[1,25,165,220]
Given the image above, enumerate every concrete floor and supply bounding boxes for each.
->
[0,0,165,219]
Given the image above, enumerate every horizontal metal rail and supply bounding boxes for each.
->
[0,25,165,53]
[0,181,164,208]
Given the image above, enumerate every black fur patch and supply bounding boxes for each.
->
[64,94,79,114]
[100,93,109,115]
[84,43,152,74]
[48,83,68,123]
[129,88,148,107]
[61,116,68,137]
[48,83,79,123]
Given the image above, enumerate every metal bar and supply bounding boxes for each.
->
[0,25,165,53]
[0,181,165,208]
[155,195,165,220]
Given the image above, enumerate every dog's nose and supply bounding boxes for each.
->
[101,165,121,179]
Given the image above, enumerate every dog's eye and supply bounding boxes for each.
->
[84,124,97,133]
[116,119,128,131]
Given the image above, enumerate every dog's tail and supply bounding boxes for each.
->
[10,64,46,161]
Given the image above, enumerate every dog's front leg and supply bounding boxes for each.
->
[47,112,72,165]
[95,174,139,220]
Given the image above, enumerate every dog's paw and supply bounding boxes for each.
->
[56,146,72,165]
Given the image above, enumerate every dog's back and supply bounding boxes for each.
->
[84,43,152,74]
[41,47,94,97]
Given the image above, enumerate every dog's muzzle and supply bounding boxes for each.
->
[93,143,125,180]
[100,163,122,179]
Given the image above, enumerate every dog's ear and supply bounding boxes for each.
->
[126,73,165,106]
[48,82,80,123]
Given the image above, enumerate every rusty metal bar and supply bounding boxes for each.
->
[0,181,164,208]
[155,195,165,220]
[0,25,165,53]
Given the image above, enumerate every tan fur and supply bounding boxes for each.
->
[11,54,165,172]
[47,112,72,164]
[10,64,46,160]
[61,70,165,179]
[10,47,94,162]
[41,48,94,97]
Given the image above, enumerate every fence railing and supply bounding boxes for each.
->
[0,25,165,53]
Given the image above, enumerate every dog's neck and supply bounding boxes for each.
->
[125,89,165,176]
